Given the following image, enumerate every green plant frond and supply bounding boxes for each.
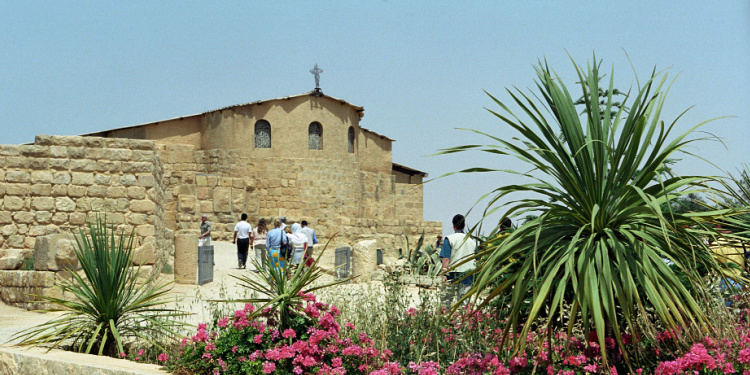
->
[11,215,187,357]
[224,234,359,331]
[440,55,736,368]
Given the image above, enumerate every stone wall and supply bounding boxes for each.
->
[0,270,58,310]
[0,132,439,280]
[0,135,172,265]
[0,346,168,375]
[153,147,441,260]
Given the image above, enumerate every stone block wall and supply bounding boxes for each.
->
[155,146,441,258]
[0,135,172,266]
[0,132,440,301]
[0,270,59,310]
[158,145,252,240]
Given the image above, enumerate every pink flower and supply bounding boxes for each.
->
[119,352,126,358]
[192,329,209,343]
[583,364,599,373]
[724,363,736,374]
[218,358,227,371]
[244,303,256,313]
[509,355,528,370]
[217,316,229,328]
[254,334,264,344]
[263,361,276,373]
[300,355,316,367]
[299,292,316,302]
[622,333,633,345]
[205,342,216,352]
[283,328,297,339]
[157,353,169,362]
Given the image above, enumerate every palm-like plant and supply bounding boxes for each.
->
[400,232,442,277]
[12,217,187,356]
[718,165,750,242]
[226,238,351,331]
[440,57,744,366]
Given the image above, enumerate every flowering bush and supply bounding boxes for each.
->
[127,283,750,374]
[165,293,400,374]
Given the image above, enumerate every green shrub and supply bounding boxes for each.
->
[222,238,351,331]
[439,56,747,366]
[11,216,187,356]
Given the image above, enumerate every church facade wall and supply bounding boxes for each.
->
[156,147,440,252]
[0,94,441,277]
[199,96,391,170]
[100,116,203,148]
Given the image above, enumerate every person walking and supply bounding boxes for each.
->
[199,214,211,246]
[252,218,268,272]
[232,213,253,269]
[434,235,443,250]
[287,223,308,275]
[266,218,288,277]
[300,220,318,260]
[439,214,478,308]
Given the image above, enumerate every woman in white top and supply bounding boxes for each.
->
[287,223,308,267]
[252,218,268,272]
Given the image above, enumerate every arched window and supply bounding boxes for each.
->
[255,120,271,148]
[347,126,355,153]
[308,122,322,150]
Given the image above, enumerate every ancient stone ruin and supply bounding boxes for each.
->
[0,91,442,306]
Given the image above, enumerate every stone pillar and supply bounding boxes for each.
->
[174,230,199,285]
[352,239,379,283]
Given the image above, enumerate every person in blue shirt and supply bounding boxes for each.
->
[266,218,288,277]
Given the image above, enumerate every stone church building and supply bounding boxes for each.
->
[0,89,441,276]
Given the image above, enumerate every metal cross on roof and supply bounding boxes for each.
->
[310,64,323,90]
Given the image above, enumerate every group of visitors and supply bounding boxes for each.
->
[229,215,318,274]
[201,210,514,308]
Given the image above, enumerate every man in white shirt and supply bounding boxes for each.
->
[300,220,318,257]
[439,214,477,308]
[233,213,253,269]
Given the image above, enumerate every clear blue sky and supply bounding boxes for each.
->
[1,2,748,235]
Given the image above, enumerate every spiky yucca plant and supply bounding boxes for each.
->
[225,237,352,331]
[12,216,186,356]
[439,56,746,367]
